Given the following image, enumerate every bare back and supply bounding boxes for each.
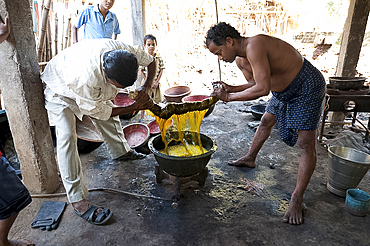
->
[236,34,303,92]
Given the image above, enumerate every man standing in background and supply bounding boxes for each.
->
[72,0,120,43]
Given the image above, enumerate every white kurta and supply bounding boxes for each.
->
[42,39,153,121]
[42,39,153,203]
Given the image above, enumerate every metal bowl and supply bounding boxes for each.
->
[164,86,191,103]
[250,104,266,120]
[148,131,217,177]
[182,95,215,117]
[123,123,150,149]
[147,119,161,135]
[75,116,104,153]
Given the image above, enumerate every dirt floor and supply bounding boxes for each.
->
[5,99,370,246]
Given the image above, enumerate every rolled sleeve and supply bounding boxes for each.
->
[133,45,154,67]
[74,8,88,28]
[113,16,120,35]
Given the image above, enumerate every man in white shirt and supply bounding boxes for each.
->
[41,38,157,225]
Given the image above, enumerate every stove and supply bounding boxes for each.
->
[155,166,208,208]
[318,85,370,142]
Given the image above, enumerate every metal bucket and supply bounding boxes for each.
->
[327,146,370,197]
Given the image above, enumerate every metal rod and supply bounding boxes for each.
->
[215,0,221,81]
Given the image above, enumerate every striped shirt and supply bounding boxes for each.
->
[140,53,165,82]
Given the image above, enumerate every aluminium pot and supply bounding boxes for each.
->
[329,77,366,90]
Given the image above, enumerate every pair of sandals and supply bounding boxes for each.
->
[74,205,113,225]
[74,150,144,225]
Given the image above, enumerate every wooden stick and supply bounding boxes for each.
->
[37,0,51,62]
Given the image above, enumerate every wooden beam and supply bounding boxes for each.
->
[0,0,59,193]
[336,0,370,77]
[130,0,145,46]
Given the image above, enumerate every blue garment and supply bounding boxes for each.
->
[74,4,120,40]
[0,156,32,220]
[266,58,326,146]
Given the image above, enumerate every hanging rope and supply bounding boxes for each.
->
[215,0,222,82]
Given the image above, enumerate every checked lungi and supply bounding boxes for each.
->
[0,152,32,220]
[266,58,326,146]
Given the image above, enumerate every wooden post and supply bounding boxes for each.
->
[336,0,370,77]
[0,0,60,193]
[130,0,145,46]
[331,0,370,127]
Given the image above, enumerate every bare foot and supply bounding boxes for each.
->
[6,239,35,246]
[228,155,256,168]
[283,194,304,225]
[72,199,102,221]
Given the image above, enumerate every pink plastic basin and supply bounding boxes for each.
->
[114,92,135,107]
[122,123,150,148]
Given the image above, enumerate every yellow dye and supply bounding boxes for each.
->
[149,108,208,156]
[159,142,207,157]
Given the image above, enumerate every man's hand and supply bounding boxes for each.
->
[211,82,231,102]
[212,81,232,92]
[151,80,159,89]
[0,16,10,44]
[133,86,155,110]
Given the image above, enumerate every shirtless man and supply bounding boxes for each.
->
[205,22,326,225]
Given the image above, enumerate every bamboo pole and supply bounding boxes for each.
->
[61,15,65,50]
[68,16,72,47]
[45,20,49,62]
[37,0,52,62]
[64,15,71,49]
[54,13,58,55]
[47,16,52,61]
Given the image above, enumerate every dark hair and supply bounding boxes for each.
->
[143,34,157,45]
[205,22,242,48]
[103,50,138,87]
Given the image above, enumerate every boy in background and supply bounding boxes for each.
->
[139,34,165,122]
[72,0,120,43]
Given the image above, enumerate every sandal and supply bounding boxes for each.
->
[74,205,113,225]
[117,150,146,161]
